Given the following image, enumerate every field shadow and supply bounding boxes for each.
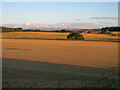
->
[2,58,119,88]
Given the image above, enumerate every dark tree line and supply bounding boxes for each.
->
[1,27,72,33]
[101,27,120,33]
[23,29,44,32]
[23,29,71,33]
[1,26,119,33]
[2,27,23,32]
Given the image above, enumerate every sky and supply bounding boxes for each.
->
[2,2,118,29]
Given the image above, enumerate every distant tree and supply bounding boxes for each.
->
[101,27,109,33]
[2,27,14,32]
[108,27,120,31]
[61,29,66,33]
[101,27,120,33]
[67,32,84,40]
[14,28,23,32]
[61,29,71,33]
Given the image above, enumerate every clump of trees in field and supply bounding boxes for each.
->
[101,27,120,33]
[2,27,23,32]
[100,27,120,36]
[67,32,84,40]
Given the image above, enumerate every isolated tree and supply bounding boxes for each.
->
[61,29,66,33]
[101,27,109,33]
[67,32,84,40]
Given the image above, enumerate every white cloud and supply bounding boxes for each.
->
[3,21,116,30]
[22,22,30,26]
[90,17,118,19]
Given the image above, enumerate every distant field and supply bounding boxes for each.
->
[111,31,120,35]
[1,32,69,40]
[1,32,119,41]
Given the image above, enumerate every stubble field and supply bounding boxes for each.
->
[2,39,118,68]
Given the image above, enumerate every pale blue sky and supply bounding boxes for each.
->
[2,2,118,29]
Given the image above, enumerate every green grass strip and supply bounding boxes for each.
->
[5,48,31,51]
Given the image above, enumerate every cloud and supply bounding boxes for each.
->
[90,17,118,19]
[76,19,82,21]
[52,22,104,29]
[22,22,30,26]
[3,21,116,30]
[98,22,113,24]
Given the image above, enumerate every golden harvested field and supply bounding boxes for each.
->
[111,31,120,35]
[1,32,119,41]
[1,32,69,40]
[2,39,118,68]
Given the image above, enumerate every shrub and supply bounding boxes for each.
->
[67,32,84,40]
